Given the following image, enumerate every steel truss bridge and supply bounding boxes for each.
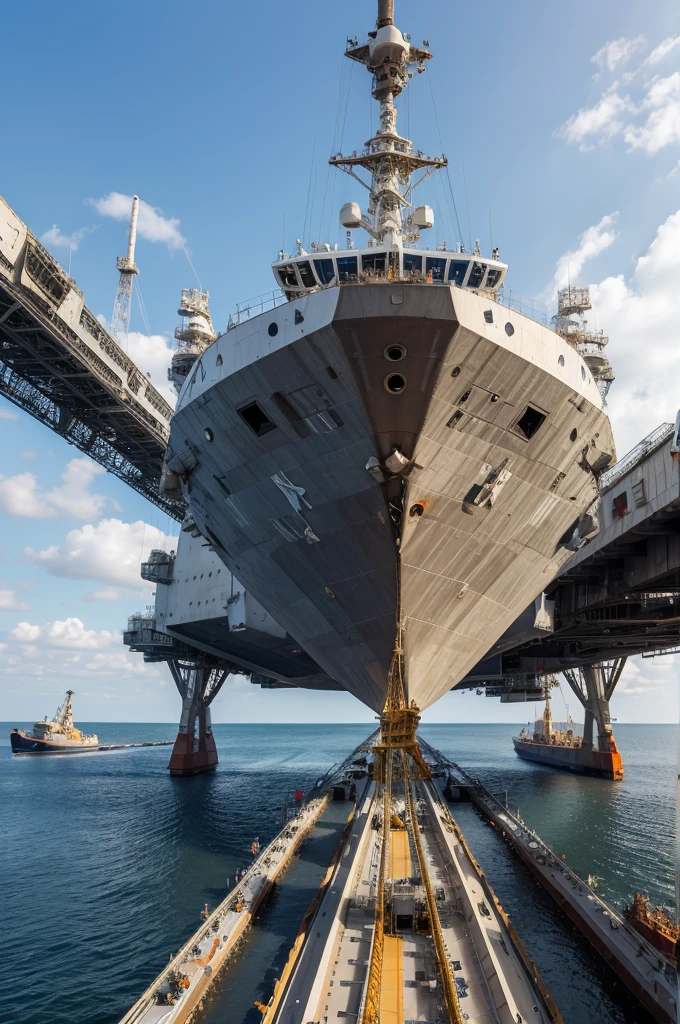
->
[0,193,184,520]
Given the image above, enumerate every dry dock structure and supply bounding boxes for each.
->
[118,795,327,1024]
[422,739,678,1024]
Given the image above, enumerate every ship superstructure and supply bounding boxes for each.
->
[161,0,615,715]
[10,690,98,754]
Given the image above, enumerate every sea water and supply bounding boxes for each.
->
[0,722,674,1024]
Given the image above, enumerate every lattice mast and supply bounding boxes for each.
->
[54,689,75,730]
[333,0,447,249]
[169,289,217,394]
[554,286,615,402]
[111,195,140,346]
[372,623,431,782]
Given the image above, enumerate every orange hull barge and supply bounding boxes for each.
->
[512,738,623,780]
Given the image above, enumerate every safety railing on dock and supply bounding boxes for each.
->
[599,421,674,492]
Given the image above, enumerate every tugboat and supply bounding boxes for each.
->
[624,893,678,965]
[513,695,623,780]
[10,690,98,755]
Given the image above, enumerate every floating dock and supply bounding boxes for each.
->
[118,794,328,1024]
[422,739,678,1024]
[259,761,561,1023]
[117,735,376,1024]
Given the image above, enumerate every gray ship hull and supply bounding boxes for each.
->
[168,281,613,712]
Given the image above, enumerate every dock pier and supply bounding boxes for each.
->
[421,738,677,1024]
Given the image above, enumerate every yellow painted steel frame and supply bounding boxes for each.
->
[403,751,464,1024]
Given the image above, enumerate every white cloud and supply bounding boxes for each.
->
[588,209,680,453]
[561,88,632,149]
[127,331,177,406]
[9,622,41,642]
[0,587,28,611]
[84,588,128,602]
[616,654,678,699]
[4,615,164,685]
[592,36,646,73]
[41,225,94,252]
[645,36,680,67]
[89,192,185,250]
[0,458,109,520]
[546,212,618,301]
[623,72,680,155]
[10,617,115,650]
[19,451,37,460]
[25,518,178,588]
[562,34,680,157]
[0,407,17,421]
[83,651,150,676]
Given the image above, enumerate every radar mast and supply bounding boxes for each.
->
[332,0,447,248]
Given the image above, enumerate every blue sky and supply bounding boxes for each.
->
[2,0,680,724]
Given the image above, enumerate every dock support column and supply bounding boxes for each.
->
[167,662,228,776]
[563,660,626,780]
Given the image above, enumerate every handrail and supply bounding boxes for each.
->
[599,422,674,492]
[226,289,287,330]
[497,288,550,327]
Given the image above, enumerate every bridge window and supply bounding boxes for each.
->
[336,256,358,281]
[612,491,628,518]
[361,252,386,274]
[403,253,423,276]
[514,405,546,440]
[238,401,277,437]
[426,257,447,281]
[467,262,485,289]
[278,264,298,288]
[486,268,502,289]
[448,260,468,286]
[314,258,335,284]
[297,261,316,288]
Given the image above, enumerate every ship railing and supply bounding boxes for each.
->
[497,288,551,327]
[226,289,287,330]
[599,421,674,492]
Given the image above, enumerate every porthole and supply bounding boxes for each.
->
[505,322,515,337]
[570,428,578,442]
[268,322,279,337]
[204,428,214,442]
[384,373,407,394]
[451,366,461,377]
[581,365,587,380]
[216,353,223,366]
[490,394,499,403]
[384,344,406,362]
[483,309,493,324]
[558,354,565,367]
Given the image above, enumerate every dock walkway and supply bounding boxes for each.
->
[420,737,677,1024]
